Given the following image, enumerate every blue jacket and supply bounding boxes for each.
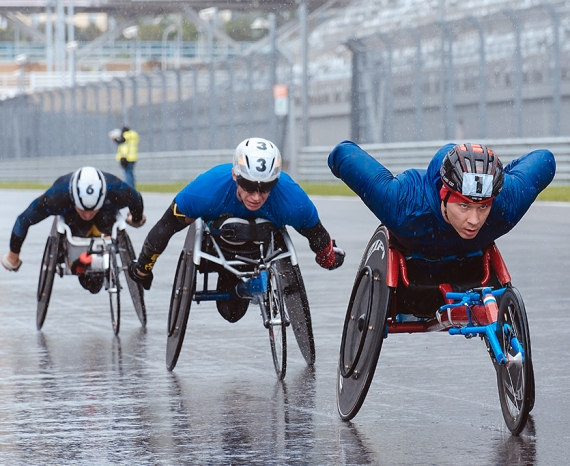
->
[175,164,320,231]
[328,141,556,258]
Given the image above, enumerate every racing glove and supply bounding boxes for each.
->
[2,253,22,272]
[128,261,153,290]
[315,239,345,270]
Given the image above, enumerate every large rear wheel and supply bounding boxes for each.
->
[337,225,392,421]
[37,234,59,330]
[266,264,287,380]
[107,252,121,336]
[117,230,146,327]
[277,258,315,366]
[495,286,533,435]
[166,223,197,371]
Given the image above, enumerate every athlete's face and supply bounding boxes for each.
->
[232,172,271,211]
[442,201,491,240]
[75,206,99,221]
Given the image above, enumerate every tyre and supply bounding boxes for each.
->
[337,225,392,421]
[276,258,315,366]
[495,286,533,435]
[107,251,121,335]
[117,230,147,327]
[36,234,59,330]
[267,263,287,380]
[166,223,197,371]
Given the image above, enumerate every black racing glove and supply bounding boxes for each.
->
[128,261,153,290]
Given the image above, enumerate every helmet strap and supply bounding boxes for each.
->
[442,190,451,222]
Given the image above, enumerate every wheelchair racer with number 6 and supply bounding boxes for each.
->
[328,141,555,434]
[129,137,345,373]
[2,167,147,332]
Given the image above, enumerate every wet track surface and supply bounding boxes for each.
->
[0,189,569,465]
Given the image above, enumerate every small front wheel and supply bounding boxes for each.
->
[495,286,533,435]
[266,264,287,380]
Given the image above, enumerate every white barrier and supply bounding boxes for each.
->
[0,138,568,185]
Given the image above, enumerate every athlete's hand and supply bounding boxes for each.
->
[315,239,345,270]
[126,213,146,228]
[2,251,22,272]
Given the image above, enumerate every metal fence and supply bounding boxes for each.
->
[0,51,295,160]
[348,2,570,144]
[0,138,567,185]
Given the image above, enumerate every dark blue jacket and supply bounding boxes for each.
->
[328,141,556,258]
[10,171,144,253]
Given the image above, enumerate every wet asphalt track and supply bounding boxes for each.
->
[0,189,569,465]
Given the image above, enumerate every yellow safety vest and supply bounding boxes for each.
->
[116,130,139,163]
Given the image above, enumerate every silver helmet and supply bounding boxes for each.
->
[69,167,107,211]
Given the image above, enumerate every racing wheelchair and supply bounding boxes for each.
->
[37,213,147,335]
[165,217,315,380]
[337,224,535,435]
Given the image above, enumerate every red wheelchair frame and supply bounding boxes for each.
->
[336,224,534,435]
[385,243,511,333]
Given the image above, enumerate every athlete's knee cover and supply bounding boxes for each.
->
[215,270,250,322]
[216,299,250,323]
[78,273,104,294]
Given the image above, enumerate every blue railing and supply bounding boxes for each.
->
[0,41,253,62]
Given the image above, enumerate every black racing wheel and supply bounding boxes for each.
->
[117,230,147,327]
[166,222,197,371]
[337,225,392,421]
[37,220,61,330]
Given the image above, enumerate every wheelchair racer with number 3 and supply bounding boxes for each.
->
[328,141,555,433]
[129,137,345,372]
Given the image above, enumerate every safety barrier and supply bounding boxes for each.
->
[0,138,568,185]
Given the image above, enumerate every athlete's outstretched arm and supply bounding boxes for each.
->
[328,140,401,224]
[297,220,345,270]
[135,201,191,274]
[494,149,556,224]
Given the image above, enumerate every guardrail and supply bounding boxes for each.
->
[0,138,568,185]
[298,138,570,185]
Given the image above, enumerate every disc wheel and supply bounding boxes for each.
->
[495,286,533,435]
[117,230,147,327]
[37,233,59,330]
[266,264,287,380]
[107,252,121,336]
[337,225,392,421]
[166,223,197,371]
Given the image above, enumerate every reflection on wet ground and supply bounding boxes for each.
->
[0,191,568,464]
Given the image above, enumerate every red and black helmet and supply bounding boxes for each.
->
[440,143,504,202]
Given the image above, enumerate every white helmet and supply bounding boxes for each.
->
[233,137,281,192]
[69,167,107,211]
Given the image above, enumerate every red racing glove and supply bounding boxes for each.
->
[315,239,345,270]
